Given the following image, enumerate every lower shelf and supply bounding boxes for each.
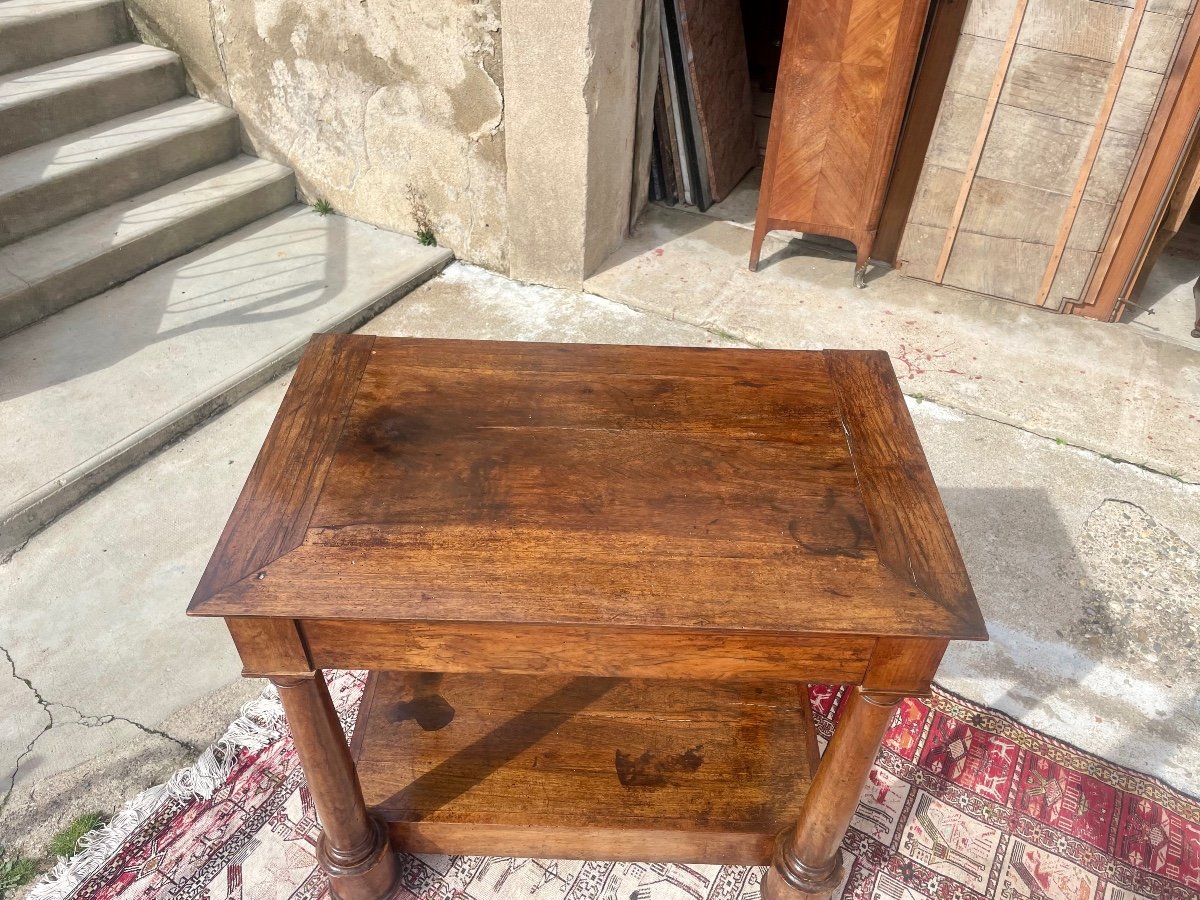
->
[348,672,818,864]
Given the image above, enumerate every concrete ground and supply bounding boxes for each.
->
[2,258,1198,859]
[588,204,1200,483]
[0,206,451,559]
[1126,249,1200,347]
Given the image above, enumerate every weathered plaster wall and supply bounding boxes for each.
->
[502,0,593,287]
[129,0,508,271]
[582,0,644,277]
[126,0,229,104]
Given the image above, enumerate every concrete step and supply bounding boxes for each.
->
[0,0,129,75]
[0,43,185,157]
[0,206,453,558]
[0,156,296,337]
[0,97,239,246]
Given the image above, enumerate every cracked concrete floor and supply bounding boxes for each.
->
[1,646,196,798]
[2,261,1199,854]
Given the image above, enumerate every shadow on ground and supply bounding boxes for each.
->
[940,485,1199,796]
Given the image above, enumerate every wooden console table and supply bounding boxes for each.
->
[189,335,986,900]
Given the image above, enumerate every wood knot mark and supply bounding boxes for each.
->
[389,695,455,731]
[614,745,704,787]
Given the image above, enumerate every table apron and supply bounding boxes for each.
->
[291,619,874,683]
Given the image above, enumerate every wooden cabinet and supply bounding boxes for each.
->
[751,0,932,285]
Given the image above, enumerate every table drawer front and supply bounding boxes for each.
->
[301,619,873,683]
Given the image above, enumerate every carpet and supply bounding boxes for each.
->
[30,672,1200,900]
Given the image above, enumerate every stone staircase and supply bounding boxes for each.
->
[0,0,453,558]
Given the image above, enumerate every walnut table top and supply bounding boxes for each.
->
[190,334,984,642]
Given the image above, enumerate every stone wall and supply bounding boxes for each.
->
[898,0,1190,309]
[502,0,643,287]
[128,0,508,271]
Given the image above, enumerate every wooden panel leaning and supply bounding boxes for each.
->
[751,0,934,286]
[190,336,986,900]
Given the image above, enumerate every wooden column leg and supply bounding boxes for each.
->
[763,687,902,900]
[272,674,398,900]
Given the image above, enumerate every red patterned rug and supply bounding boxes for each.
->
[30,672,1200,900]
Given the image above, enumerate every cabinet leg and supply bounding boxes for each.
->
[1191,277,1199,337]
[853,244,870,289]
[764,687,903,900]
[750,221,768,271]
[272,674,398,900]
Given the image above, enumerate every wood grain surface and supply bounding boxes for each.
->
[189,333,374,610]
[675,0,759,202]
[193,338,984,641]
[1035,0,1149,308]
[932,0,1029,282]
[350,672,816,863]
[875,0,972,264]
[752,0,933,269]
[1077,6,1200,319]
[824,351,985,639]
[301,620,875,683]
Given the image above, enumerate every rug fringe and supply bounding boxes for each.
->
[27,685,285,900]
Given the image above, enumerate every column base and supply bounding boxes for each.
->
[762,827,844,900]
[318,816,399,900]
